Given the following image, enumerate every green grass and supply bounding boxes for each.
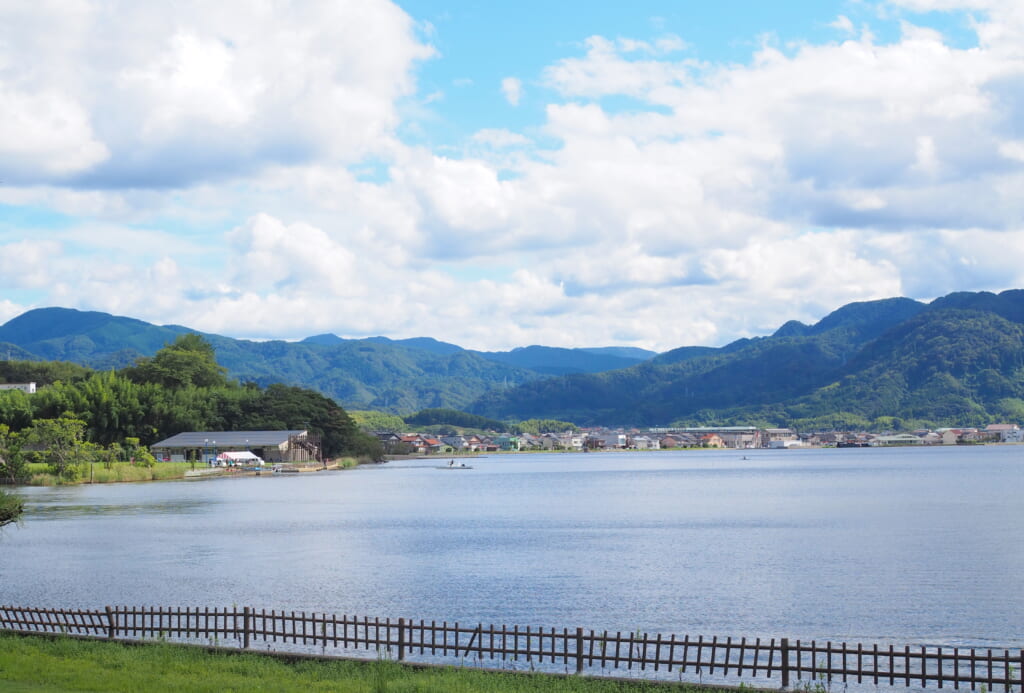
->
[0,632,721,693]
[24,459,364,485]
[25,462,195,485]
[0,488,23,526]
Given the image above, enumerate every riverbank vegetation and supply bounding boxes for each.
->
[23,460,194,485]
[0,632,707,692]
[0,488,22,526]
[0,335,383,485]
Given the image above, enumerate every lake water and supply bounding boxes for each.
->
[3,445,1024,650]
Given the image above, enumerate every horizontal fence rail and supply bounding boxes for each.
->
[2,605,1021,690]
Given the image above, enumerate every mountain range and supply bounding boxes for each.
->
[0,307,655,414]
[3,290,1024,429]
[472,290,1024,428]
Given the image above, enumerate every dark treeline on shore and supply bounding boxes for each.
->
[0,334,382,483]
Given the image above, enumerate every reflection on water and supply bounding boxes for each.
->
[2,446,1023,648]
[28,500,209,519]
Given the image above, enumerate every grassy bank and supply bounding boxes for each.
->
[0,632,712,693]
[21,457,363,486]
[0,488,23,526]
[25,461,196,485]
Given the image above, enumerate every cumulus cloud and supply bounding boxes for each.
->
[501,77,523,106]
[0,88,109,180]
[543,36,696,99]
[0,240,65,288]
[4,1,1024,353]
[830,15,856,35]
[0,0,433,188]
[225,214,361,296]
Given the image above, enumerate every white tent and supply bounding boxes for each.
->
[215,451,264,466]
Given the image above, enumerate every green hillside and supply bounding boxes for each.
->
[0,307,191,367]
[469,292,1024,428]
[6,291,1024,429]
[0,309,542,414]
[476,344,650,375]
[207,338,541,413]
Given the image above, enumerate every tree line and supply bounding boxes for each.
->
[0,334,382,483]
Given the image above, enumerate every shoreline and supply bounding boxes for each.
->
[10,457,364,488]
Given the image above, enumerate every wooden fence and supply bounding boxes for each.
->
[2,605,1021,690]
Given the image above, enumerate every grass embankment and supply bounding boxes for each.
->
[22,457,362,486]
[0,633,713,693]
[25,462,195,485]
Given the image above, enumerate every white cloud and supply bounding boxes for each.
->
[0,87,109,179]
[470,129,532,149]
[224,214,361,296]
[0,240,64,288]
[999,140,1024,161]
[501,77,523,106]
[0,0,434,187]
[618,35,688,55]
[3,2,1024,354]
[543,36,695,99]
[830,15,856,34]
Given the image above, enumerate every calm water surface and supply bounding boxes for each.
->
[3,446,1023,647]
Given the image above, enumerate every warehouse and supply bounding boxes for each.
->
[149,430,321,464]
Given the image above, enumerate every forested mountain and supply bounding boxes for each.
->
[5,291,1024,429]
[469,292,1024,429]
[475,345,650,375]
[0,307,191,369]
[0,308,649,413]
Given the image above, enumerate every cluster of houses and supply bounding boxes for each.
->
[823,424,1024,447]
[375,430,698,454]
[374,426,840,454]
[376,423,1024,454]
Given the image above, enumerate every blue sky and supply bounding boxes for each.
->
[0,1,1021,352]
[398,0,977,145]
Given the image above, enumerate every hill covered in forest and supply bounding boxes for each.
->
[5,290,1024,429]
[0,308,653,413]
[468,291,1024,430]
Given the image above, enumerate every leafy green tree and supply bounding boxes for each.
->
[237,384,382,460]
[77,441,103,483]
[0,488,23,527]
[0,359,92,387]
[26,417,87,481]
[123,437,156,468]
[349,410,407,433]
[125,334,230,389]
[0,390,34,432]
[137,382,219,442]
[102,442,123,470]
[509,418,578,434]
[0,424,29,484]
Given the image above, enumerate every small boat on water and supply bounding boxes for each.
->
[437,460,473,470]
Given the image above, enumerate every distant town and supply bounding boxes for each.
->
[374,423,1024,454]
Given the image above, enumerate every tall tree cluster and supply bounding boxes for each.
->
[0,334,382,478]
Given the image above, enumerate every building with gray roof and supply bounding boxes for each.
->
[150,430,319,464]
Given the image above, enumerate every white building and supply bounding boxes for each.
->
[631,435,660,450]
[0,382,36,394]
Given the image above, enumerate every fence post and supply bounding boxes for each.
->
[398,618,405,661]
[242,607,251,649]
[105,606,116,640]
[576,627,584,674]
[781,638,790,689]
